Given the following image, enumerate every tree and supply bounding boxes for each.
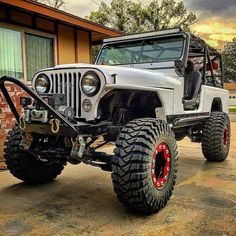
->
[88,0,196,61]
[87,0,197,34]
[223,38,236,82]
[33,0,65,9]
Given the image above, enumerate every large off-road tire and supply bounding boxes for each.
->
[4,126,66,184]
[202,112,230,162]
[112,118,178,214]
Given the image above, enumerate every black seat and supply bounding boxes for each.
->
[184,70,202,100]
[183,61,202,110]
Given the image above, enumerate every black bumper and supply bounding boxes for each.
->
[0,76,108,138]
[23,122,110,137]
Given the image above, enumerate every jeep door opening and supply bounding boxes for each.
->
[0,28,230,214]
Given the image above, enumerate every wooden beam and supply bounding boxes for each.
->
[0,0,121,37]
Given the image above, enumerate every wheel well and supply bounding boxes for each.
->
[211,98,223,112]
[98,89,162,124]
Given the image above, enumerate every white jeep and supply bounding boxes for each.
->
[0,28,230,214]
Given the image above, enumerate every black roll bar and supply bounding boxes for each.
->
[0,76,77,135]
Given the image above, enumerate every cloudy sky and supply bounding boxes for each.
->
[65,0,236,49]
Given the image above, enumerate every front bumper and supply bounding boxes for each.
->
[22,122,110,137]
[0,76,108,138]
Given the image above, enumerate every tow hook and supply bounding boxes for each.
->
[70,135,86,159]
[49,119,60,134]
[19,116,26,130]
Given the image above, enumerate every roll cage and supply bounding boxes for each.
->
[188,34,224,88]
[95,28,224,88]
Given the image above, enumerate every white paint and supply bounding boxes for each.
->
[32,63,229,122]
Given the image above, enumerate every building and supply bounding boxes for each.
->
[0,0,121,166]
[224,83,236,107]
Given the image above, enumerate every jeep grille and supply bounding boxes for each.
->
[50,72,81,117]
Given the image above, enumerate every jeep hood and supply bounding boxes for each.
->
[52,63,178,89]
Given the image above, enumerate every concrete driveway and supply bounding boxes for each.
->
[0,124,235,236]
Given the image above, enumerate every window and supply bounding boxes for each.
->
[0,27,23,79]
[97,36,184,65]
[0,26,55,81]
[25,33,54,80]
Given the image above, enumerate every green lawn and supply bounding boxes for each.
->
[229,107,236,113]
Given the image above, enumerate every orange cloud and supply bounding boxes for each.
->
[209,34,235,42]
[191,18,236,49]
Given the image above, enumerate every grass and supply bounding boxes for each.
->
[229,107,236,113]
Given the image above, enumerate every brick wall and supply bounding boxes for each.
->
[0,84,26,167]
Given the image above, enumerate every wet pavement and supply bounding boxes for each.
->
[0,123,235,236]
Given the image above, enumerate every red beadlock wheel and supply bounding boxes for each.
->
[152,143,171,190]
[112,118,178,214]
[224,128,229,146]
[202,112,230,162]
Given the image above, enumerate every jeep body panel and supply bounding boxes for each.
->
[32,64,179,121]
[32,63,228,123]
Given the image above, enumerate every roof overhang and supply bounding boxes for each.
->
[0,0,121,42]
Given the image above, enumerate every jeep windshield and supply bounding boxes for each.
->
[97,36,184,66]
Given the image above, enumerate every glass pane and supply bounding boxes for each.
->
[0,27,23,79]
[25,33,54,81]
[97,36,184,65]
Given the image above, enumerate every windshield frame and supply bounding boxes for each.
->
[95,32,189,68]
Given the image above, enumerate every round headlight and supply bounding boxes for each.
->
[35,74,49,93]
[81,72,100,96]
